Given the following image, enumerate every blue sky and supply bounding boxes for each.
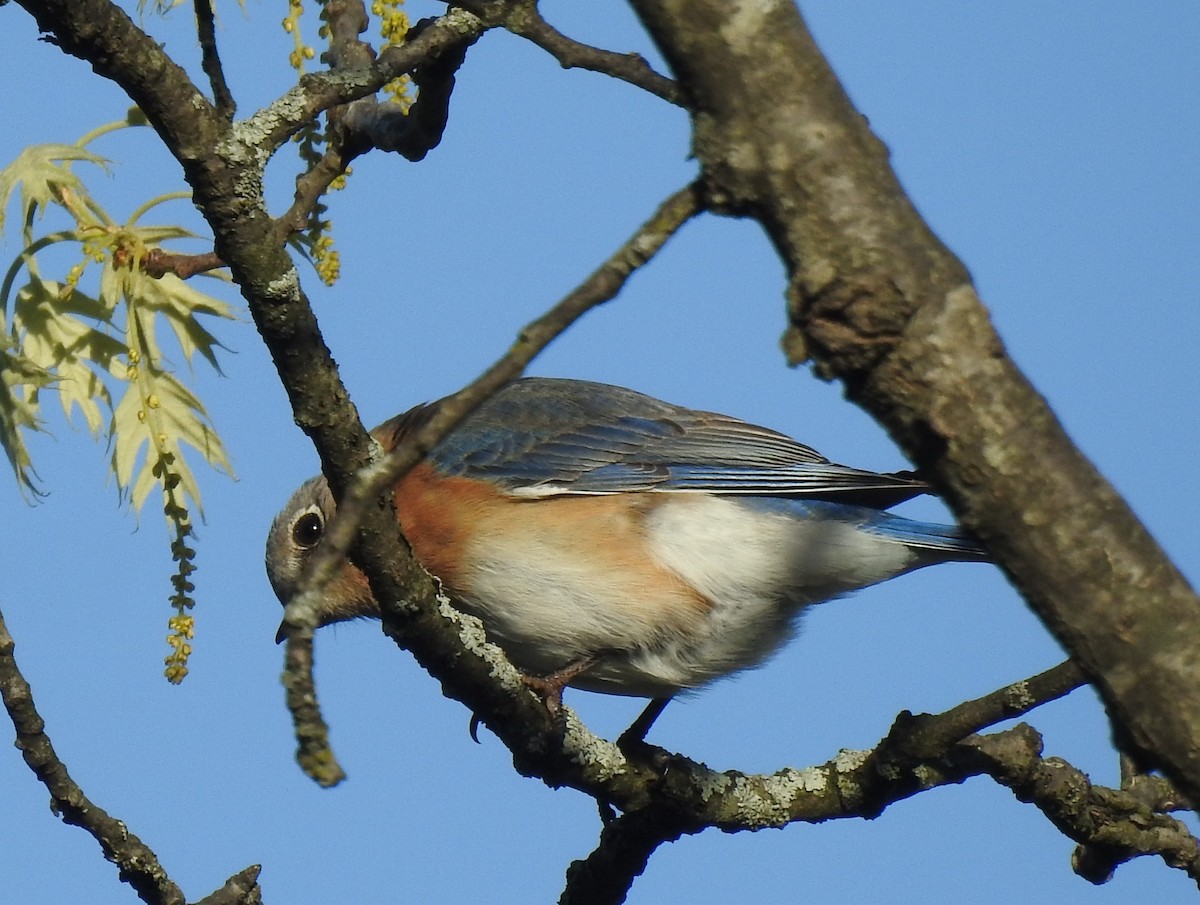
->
[1,2,1198,903]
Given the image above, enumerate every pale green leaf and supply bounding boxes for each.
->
[11,279,123,435]
[98,259,126,315]
[126,224,197,244]
[0,337,53,493]
[121,266,236,371]
[110,364,232,514]
[0,144,109,237]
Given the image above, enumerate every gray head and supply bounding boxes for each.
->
[265,476,378,626]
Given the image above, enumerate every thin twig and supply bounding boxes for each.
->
[282,627,347,787]
[954,727,1200,886]
[279,145,356,239]
[0,606,260,905]
[142,248,225,279]
[456,0,684,106]
[192,866,264,905]
[875,658,1088,766]
[193,0,235,117]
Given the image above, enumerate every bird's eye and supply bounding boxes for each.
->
[291,509,324,549]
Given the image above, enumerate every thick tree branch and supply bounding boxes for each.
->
[627,0,1200,804]
[0,607,263,905]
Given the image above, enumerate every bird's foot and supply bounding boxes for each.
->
[521,654,601,716]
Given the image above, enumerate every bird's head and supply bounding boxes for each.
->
[265,475,379,640]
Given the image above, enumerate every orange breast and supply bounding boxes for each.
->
[393,461,711,636]
[392,461,504,589]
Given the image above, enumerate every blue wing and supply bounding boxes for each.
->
[381,378,929,509]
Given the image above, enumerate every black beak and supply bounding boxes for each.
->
[275,621,288,645]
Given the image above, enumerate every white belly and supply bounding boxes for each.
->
[454,494,920,697]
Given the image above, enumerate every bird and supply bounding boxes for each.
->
[266,377,987,737]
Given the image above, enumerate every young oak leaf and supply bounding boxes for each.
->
[111,361,231,514]
[10,278,124,435]
[0,144,110,240]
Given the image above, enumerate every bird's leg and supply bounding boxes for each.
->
[521,654,602,716]
[617,697,671,750]
[467,654,603,739]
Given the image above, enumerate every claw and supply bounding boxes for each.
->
[521,654,601,715]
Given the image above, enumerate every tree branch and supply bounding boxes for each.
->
[957,728,1200,886]
[142,248,225,279]
[872,658,1087,772]
[191,866,264,905]
[239,8,490,155]
[455,0,685,106]
[557,662,1196,902]
[277,13,480,251]
[193,0,235,118]
[338,15,479,161]
[0,607,263,905]
[560,807,693,905]
[626,0,1200,805]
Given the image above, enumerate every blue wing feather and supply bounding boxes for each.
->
[380,378,928,508]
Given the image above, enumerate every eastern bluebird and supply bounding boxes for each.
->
[266,378,987,725]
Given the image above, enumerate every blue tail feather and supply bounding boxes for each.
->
[741,496,988,561]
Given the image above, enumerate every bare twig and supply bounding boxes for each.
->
[192,866,264,905]
[456,0,684,106]
[956,727,1200,886]
[281,628,347,787]
[193,0,235,117]
[0,606,263,905]
[873,659,1088,770]
[142,248,226,280]
[279,145,356,239]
